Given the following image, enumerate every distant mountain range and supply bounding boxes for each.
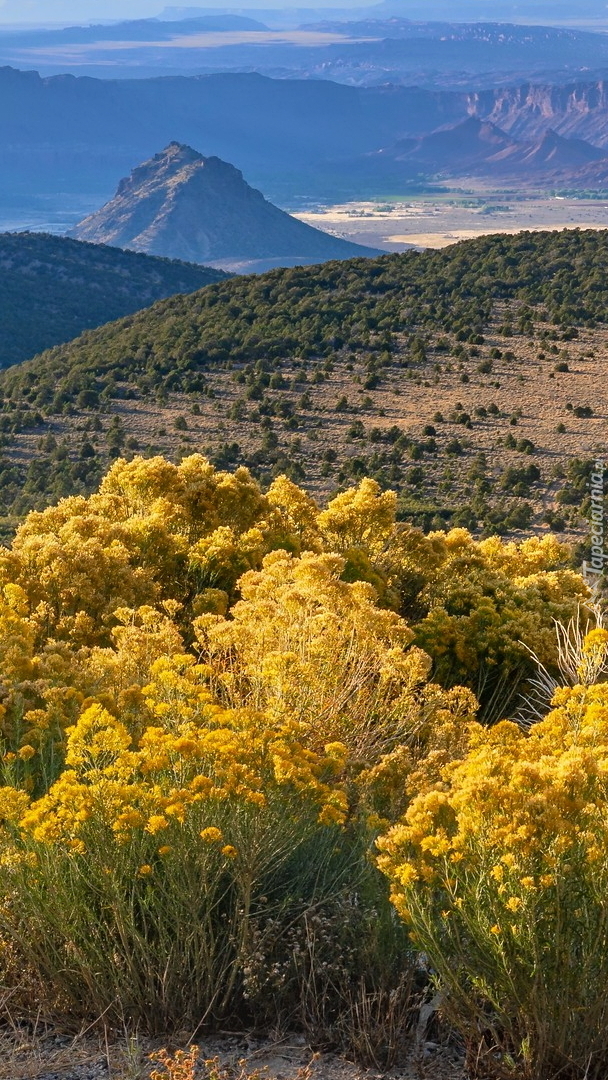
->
[1,0,606,30]
[0,68,456,203]
[0,233,228,368]
[0,15,269,47]
[3,14,608,86]
[70,143,379,271]
[289,21,608,87]
[3,70,608,207]
[157,1,608,21]
[365,117,608,182]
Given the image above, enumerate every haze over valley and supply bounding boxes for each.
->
[7,64,608,241]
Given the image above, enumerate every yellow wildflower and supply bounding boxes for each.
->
[200,827,223,843]
[146,815,169,835]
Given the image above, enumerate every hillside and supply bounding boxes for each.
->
[0,229,605,540]
[70,143,380,270]
[508,128,606,170]
[0,232,228,369]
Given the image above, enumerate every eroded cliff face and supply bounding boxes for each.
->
[468,82,608,146]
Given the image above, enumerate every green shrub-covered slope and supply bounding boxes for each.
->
[0,231,229,368]
[0,229,606,535]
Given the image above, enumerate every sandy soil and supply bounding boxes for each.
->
[387,223,608,247]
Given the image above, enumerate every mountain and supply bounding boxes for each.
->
[493,128,607,171]
[476,81,608,147]
[0,68,465,204]
[292,22,608,83]
[69,143,381,271]
[158,1,608,21]
[387,117,519,169]
[0,15,269,46]
[4,17,608,87]
[0,232,228,369]
[4,70,608,214]
[359,117,607,182]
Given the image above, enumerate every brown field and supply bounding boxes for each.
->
[387,223,608,247]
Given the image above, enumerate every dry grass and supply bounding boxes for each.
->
[0,1020,108,1080]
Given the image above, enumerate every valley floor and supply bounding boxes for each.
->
[1,185,608,258]
[294,185,608,252]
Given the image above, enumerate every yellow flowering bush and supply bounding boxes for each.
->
[0,454,592,1053]
[411,531,587,722]
[0,676,350,1028]
[378,675,608,1079]
[0,457,583,755]
[195,548,444,762]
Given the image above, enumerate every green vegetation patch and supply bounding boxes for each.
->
[0,228,606,535]
[0,232,229,369]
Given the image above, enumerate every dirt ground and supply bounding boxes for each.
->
[0,1028,467,1080]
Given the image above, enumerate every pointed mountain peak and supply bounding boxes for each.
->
[392,116,518,169]
[115,143,245,200]
[155,142,239,171]
[159,141,204,162]
[524,128,605,167]
[70,145,379,269]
